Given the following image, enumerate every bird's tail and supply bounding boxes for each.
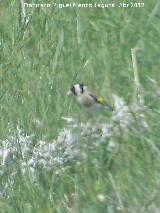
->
[104,104,114,111]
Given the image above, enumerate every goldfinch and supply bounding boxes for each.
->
[67,83,113,114]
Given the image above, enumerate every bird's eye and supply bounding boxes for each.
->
[79,84,84,93]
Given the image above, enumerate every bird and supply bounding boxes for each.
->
[67,83,113,115]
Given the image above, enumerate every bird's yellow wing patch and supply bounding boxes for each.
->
[96,96,107,105]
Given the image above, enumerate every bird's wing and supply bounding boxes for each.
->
[89,93,106,105]
[89,93,114,110]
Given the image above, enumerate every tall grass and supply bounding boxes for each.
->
[0,0,160,212]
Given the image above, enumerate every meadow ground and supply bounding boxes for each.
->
[0,0,160,212]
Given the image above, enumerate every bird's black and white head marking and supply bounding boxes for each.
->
[70,84,87,96]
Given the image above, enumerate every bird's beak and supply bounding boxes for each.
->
[66,90,73,96]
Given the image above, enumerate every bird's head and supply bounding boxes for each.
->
[67,83,88,96]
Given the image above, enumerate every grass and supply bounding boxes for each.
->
[0,0,160,212]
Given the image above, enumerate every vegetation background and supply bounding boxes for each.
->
[0,0,160,212]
